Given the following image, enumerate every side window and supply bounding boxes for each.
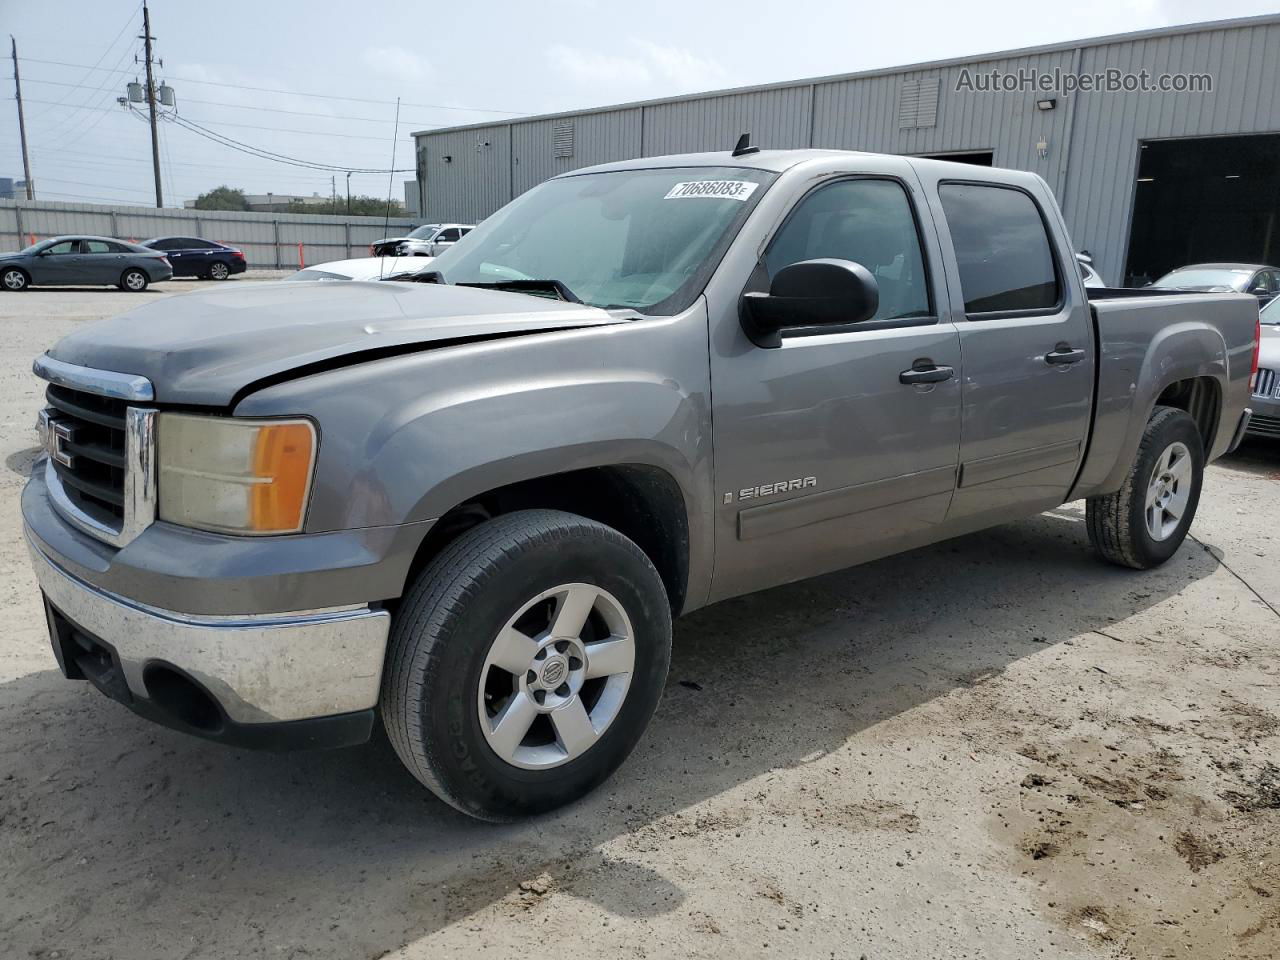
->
[147,239,173,251]
[938,183,1060,315]
[107,241,131,253]
[84,240,113,254]
[436,228,462,243]
[45,240,79,255]
[763,178,932,323]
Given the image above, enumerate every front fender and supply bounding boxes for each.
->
[235,302,715,598]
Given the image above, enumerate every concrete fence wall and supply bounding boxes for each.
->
[0,200,419,269]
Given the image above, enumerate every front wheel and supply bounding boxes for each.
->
[381,509,672,821]
[2,267,28,291]
[1086,406,1204,569]
[119,268,149,292]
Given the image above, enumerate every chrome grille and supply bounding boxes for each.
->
[1254,367,1278,400]
[45,384,128,522]
[33,356,157,548]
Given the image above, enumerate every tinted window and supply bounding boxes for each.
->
[436,228,462,242]
[939,183,1060,314]
[764,178,931,322]
[146,238,175,251]
[83,240,114,254]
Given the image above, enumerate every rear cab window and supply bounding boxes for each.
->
[938,182,1061,317]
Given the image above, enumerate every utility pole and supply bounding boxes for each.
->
[345,172,351,215]
[140,3,162,207]
[10,37,34,199]
[331,174,336,209]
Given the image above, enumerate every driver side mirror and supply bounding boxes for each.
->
[741,259,879,348]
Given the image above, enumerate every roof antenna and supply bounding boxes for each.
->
[732,132,759,157]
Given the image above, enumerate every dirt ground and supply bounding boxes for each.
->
[0,280,1277,959]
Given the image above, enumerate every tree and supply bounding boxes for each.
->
[285,195,405,217]
[193,186,249,211]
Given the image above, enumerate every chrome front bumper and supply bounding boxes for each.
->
[29,536,390,727]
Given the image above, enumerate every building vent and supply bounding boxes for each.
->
[898,78,940,129]
[553,119,575,158]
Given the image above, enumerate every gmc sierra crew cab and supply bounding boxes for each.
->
[23,148,1260,821]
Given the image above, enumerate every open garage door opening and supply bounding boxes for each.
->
[919,151,994,166]
[1125,133,1280,286]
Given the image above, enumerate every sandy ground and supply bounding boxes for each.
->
[0,282,1277,960]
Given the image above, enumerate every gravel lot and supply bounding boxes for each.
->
[1,279,1278,959]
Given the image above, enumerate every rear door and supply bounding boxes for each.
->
[708,165,964,600]
[923,175,1095,523]
[81,239,121,283]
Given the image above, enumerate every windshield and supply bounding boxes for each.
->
[1153,268,1253,291]
[426,166,776,313]
[406,224,440,240]
[1262,296,1279,324]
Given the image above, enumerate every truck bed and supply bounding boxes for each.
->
[1073,290,1258,498]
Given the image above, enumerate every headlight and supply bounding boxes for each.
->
[156,414,317,535]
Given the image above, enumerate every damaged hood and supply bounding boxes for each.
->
[44,280,625,405]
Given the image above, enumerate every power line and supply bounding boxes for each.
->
[19,77,451,127]
[22,97,422,142]
[17,55,528,115]
[168,114,412,173]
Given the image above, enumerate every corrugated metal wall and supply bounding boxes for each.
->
[417,17,1280,284]
[0,200,417,268]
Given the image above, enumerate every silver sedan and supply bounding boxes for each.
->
[1248,296,1280,439]
[0,236,174,292]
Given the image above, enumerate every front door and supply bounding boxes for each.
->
[708,173,963,601]
[29,239,82,284]
[925,178,1095,522]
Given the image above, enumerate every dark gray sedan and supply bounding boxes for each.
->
[0,236,173,292]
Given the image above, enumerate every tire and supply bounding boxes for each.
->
[208,261,231,280]
[381,509,672,821]
[119,268,149,292]
[1086,406,1204,569]
[2,267,28,291]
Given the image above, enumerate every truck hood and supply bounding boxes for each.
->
[45,280,626,406]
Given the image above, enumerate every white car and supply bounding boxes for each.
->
[285,256,434,282]
[396,223,475,257]
[1076,252,1105,289]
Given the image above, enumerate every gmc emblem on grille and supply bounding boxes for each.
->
[38,412,76,468]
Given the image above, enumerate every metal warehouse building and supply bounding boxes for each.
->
[413,14,1280,287]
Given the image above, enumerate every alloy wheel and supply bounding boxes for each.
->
[477,582,635,770]
[1145,440,1193,541]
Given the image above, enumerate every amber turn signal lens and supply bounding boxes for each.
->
[250,422,316,532]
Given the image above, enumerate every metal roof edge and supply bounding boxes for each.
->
[410,13,1280,138]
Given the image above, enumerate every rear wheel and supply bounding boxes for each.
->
[2,267,28,291]
[1086,406,1204,569]
[381,509,672,821]
[119,268,149,292]
[208,261,230,280]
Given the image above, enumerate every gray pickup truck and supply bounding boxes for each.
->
[23,148,1259,821]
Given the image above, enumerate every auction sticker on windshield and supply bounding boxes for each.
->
[664,180,761,201]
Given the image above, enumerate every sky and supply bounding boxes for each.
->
[1,0,1275,208]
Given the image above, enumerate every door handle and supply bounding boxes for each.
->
[899,362,955,385]
[1045,346,1085,365]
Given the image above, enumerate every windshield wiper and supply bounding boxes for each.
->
[398,272,583,304]
[458,279,583,304]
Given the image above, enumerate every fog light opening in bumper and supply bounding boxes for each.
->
[142,663,224,733]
